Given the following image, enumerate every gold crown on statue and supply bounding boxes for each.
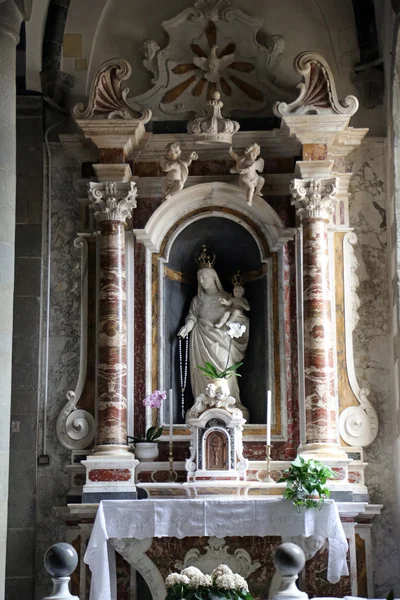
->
[195,244,216,269]
[232,270,244,286]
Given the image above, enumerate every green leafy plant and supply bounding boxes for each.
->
[127,426,164,445]
[277,456,335,510]
[197,361,243,380]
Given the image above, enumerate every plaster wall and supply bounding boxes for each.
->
[348,138,400,596]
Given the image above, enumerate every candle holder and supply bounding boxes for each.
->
[167,439,177,483]
[264,444,275,483]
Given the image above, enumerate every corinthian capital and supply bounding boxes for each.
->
[89,181,137,223]
[290,177,338,220]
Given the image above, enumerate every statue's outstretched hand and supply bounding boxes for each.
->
[220,298,229,306]
[178,326,188,338]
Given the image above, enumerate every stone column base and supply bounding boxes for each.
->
[81,452,139,502]
[297,442,349,461]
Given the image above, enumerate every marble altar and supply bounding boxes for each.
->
[84,499,348,600]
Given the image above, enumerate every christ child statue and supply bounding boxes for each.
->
[229,142,265,206]
[160,142,198,200]
[216,278,250,329]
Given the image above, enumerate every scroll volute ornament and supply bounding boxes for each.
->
[73,58,152,123]
[274,52,359,117]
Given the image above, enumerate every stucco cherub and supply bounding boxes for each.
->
[160,142,198,200]
[229,143,265,206]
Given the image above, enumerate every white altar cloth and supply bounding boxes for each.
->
[84,498,348,600]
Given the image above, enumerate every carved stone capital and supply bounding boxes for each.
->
[88,181,137,223]
[290,177,338,220]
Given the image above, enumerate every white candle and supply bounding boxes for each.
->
[169,389,173,444]
[266,390,272,446]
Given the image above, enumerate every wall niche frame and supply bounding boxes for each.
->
[133,182,296,441]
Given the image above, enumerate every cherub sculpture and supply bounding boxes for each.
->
[229,143,265,206]
[186,382,236,420]
[160,142,198,200]
[141,39,160,83]
[216,273,250,329]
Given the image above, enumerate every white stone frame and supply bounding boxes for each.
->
[133,182,296,437]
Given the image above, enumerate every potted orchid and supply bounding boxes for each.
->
[165,564,254,600]
[127,390,166,461]
[197,322,246,399]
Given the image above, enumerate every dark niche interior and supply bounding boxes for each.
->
[164,217,270,424]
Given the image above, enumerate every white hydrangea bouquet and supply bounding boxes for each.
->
[165,564,254,600]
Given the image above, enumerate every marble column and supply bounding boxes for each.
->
[0,1,30,596]
[89,181,137,452]
[82,181,138,501]
[291,177,344,457]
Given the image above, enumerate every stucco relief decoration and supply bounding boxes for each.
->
[187,91,240,144]
[129,0,288,119]
[339,231,379,447]
[274,52,359,117]
[73,58,151,123]
[56,236,96,450]
[175,537,261,578]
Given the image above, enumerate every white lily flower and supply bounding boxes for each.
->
[227,322,246,339]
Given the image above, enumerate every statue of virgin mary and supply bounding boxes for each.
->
[178,246,249,419]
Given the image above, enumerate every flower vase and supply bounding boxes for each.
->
[134,442,159,462]
[207,378,230,402]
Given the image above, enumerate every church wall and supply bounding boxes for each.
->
[347,137,400,596]
[34,144,82,600]
[6,96,44,600]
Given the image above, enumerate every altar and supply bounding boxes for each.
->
[84,499,348,600]
[54,1,384,598]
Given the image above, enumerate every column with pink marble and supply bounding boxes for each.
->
[291,178,342,456]
[88,181,137,452]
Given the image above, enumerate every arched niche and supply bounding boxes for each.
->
[134,182,295,430]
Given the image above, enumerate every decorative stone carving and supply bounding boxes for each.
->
[160,143,198,200]
[230,143,265,205]
[111,538,166,600]
[141,40,161,84]
[185,406,248,482]
[339,231,379,447]
[88,181,137,223]
[187,382,237,419]
[73,58,151,122]
[128,0,289,119]
[274,52,359,117]
[174,537,261,578]
[187,91,240,145]
[290,178,338,220]
[56,237,95,450]
[56,391,96,451]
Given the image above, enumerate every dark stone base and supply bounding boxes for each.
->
[82,491,137,503]
[330,491,353,501]
[353,493,369,502]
